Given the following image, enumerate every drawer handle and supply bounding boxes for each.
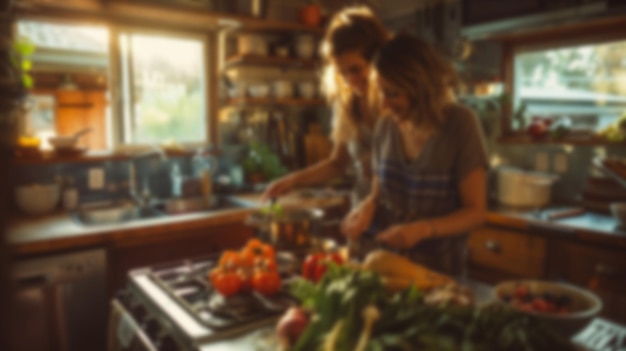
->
[484,240,500,253]
[594,263,616,276]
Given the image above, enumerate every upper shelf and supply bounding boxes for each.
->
[15,0,324,34]
[223,97,326,108]
[224,54,321,70]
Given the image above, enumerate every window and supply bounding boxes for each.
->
[17,20,210,149]
[118,31,208,145]
[513,38,626,132]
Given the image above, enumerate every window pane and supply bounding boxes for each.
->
[513,39,626,131]
[122,34,207,144]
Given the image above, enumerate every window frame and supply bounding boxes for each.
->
[109,24,214,151]
[500,17,626,144]
[13,14,218,152]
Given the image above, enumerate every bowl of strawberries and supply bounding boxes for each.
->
[493,280,602,337]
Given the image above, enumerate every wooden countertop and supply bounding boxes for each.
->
[486,206,626,249]
[6,191,349,257]
[8,191,625,257]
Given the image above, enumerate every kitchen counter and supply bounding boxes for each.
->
[487,205,626,249]
[6,191,349,257]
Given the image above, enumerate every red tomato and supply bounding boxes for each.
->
[254,257,277,272]
[219,250,244,269]
[313,262,328,282]
[513,285,529,300]
[237,268,253,292]
[253,270,281,296]
[532,298,549,312]
[302,253,324,280]
[330,252,344,265]
[213,271,242,297]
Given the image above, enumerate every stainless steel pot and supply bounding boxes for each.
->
[245,207,334,251]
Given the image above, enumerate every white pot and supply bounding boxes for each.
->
[273,80,293,98]
[238,35,267,56]
[295,35,315,59]
[497,167,558,208]
[298,81,317,99]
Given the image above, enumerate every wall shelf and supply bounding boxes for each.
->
[223,97,326,108]
[224,54,320,70]
[12,149,194,166]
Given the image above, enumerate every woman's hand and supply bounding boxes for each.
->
[261,174,297,202]
[341,199,376,240]
[375,221,433,250]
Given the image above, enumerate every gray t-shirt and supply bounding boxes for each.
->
[368,103,489,274]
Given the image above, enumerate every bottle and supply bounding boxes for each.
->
[193,148,215,205]
[171,163,182,198]
[62,176,78,211]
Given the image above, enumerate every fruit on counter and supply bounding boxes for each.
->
[284,264,573,351]
[18,135,41,148]
[209,238,279,297]
[209,269,242,297]
[301,252,344,282]
[362,250,453,291]
[526,117,552,139]
[252,268,282,296]
[503,284,572,315]
[276,306,310,345]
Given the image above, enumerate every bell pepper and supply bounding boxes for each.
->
[302,252,344,282]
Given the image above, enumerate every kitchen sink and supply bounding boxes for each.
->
[152,195,248,215]
[73,201,164,226]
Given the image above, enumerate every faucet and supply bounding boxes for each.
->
[128,145,168,208]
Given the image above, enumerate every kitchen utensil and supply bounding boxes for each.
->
[245,207,327,251]
[497,167,558,208]
[48,128,92,150]
[493,280,602,337]
[15,183,60,215]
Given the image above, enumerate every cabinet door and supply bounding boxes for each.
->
[468,226,547,278]
[554,242,626,324]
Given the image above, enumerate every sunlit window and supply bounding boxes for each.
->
[119,33,207,144]
[513,39,626,131]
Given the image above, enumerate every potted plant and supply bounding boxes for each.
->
[240,142,288,185]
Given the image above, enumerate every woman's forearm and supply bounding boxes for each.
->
[289,158,346,188]
[421,206,486,239]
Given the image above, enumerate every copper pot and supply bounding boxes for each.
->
[245,208,327,251]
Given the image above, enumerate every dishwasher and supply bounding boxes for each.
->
[11,248,107,351]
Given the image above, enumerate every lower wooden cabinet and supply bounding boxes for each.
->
[469,224,626,324]
[468,226,547,280]
[108,222,254,295]
[551,242,626,324]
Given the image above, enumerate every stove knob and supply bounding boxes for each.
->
[157,336,179,351]
[144,318,161,339]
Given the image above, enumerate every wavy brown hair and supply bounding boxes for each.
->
[373,33,459,130]
[319,6,389,142]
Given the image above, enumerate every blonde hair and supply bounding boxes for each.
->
[373,33,458,130]
[319,6,389,143]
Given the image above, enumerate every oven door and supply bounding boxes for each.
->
[108,300,156,351]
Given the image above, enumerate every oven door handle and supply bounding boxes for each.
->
[109,299,158,351]
[15,273,50,289]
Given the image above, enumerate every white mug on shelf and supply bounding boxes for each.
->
[273,80,293,98]
[295,35,315,59]
[298,81,317,99]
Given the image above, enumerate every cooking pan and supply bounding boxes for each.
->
[245,207,339,251]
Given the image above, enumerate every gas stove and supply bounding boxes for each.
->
[113,254,299,351]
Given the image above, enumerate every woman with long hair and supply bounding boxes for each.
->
[262,6,389,206]
[342,33,489,275]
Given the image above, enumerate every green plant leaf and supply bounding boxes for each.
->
[21,60,32,71]
[23,74,34,89]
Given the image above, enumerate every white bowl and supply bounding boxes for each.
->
[15,184,60,216]
[248,84,270,98]
[493,280,602,337]
[610,202,626,227]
